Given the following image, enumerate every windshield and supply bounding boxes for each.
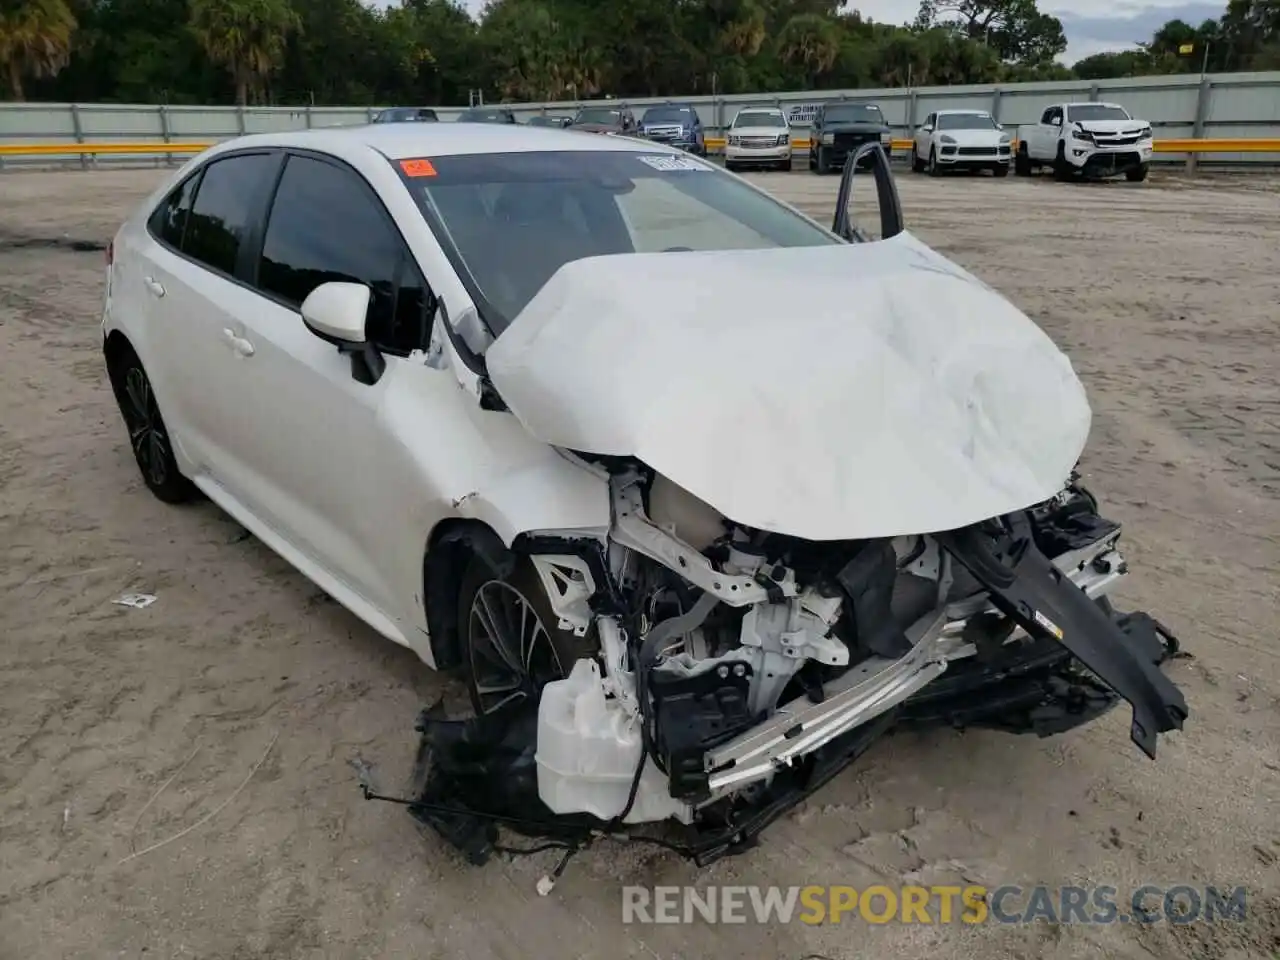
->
[575,107,622,125]
[824,104,883,124]
[1068,104,1131,123]
[937,112,997,130]
[400,150,839,334]
[458,109,509,123]
[642,107,694,124]
[734,111,786,128]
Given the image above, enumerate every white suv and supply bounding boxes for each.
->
[911,109,1012,177]
[724,107,792,172]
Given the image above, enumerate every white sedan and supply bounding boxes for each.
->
[723,106,792,171]
[911,109,1012,176]
[102,123,1186,864]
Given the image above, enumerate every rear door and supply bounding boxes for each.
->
[141,150,282,488]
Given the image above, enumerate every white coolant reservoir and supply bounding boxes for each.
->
[536,658,691,825]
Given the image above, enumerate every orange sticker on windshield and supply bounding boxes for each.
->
[400,158,437,177]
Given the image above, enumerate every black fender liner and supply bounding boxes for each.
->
[935,523,1188,758]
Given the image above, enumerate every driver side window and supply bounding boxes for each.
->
[255,153,436,357]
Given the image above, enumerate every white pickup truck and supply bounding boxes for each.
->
[1016,102,1154,182]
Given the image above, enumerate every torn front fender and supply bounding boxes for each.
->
[936,523,1188,758]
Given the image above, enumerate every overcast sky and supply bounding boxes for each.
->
[385,1,1226,65]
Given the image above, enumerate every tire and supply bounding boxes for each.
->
[816,146,831,175]
[725,160,737,173]
[1053,143,1073,181]
[808,149,816,171]
[993,162,1009,178]
[911,145,926,173]
[1126,163,1149,182]
[780,156,792,172]
[106,343,196,504]
[456,553,596,718]
[1014,143,1032,176]
[927,147,941,177]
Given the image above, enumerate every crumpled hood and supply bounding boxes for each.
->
[485,234,1092,541]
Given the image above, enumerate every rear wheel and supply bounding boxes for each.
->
[1126,163,1149,182]
[106,344,196,504]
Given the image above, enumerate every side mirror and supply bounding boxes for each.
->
[920,125,933,133]
[301,281,369,344]
[301,281,386,385]
[832,142,904,243]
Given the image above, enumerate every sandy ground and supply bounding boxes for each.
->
[1,163,1278,960]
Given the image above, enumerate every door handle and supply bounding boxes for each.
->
[222,328,255,357]
[143,277,165,298]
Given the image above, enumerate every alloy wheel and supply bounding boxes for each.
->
[122,366,170,488]
[467,579,565,715]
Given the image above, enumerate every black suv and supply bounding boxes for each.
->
[808,101,891,174]
[372,107,439,123]
[456,107,518,124]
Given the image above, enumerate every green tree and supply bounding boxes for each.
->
[0,0,77,100]
[916,0,1066,63]
[188,0,301,106]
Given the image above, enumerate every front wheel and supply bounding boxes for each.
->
[1126,163,1149,182]
[993,162,1010,178]
[106,346,196,504]
[927,147,941,177]
[912,145,926,173]
[1053,143,1074,181]
[816,146,831,175]
[457,555,595,718]
[780,156,792,172]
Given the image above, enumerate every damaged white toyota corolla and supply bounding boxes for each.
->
[102,122,1187,869]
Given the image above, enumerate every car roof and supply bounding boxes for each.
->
[212,123,684,160]
[736,106,784,113]
[936,108,990,115]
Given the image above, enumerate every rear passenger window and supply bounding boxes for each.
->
[256,154,434,355]
[148,173,200,249]
[182,152,277,276]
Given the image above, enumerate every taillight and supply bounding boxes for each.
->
[105,239,114,266]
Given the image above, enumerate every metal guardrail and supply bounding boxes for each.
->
[2,137,1280,159]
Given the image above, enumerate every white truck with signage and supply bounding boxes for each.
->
[1015,102,1154,182]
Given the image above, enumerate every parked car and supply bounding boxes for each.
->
[637,103,706,155]
[808,100,892,174]
[102,123,1188,868]
[372,107,439,124]
[1016,102,1153,181]
[911,109,1012,177]
[527,115,573,128]
[568,103,637,135]
[724,106,792,171]
[456,107,518,124]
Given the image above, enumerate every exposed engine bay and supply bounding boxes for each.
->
[391,462,1188,869]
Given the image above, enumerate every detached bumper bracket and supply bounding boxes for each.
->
[936,527,1188,758]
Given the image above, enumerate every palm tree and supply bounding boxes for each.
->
[777,13,840,88]
[0,0,78,102]
[188,0,301,107]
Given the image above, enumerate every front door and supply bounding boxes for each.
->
[223,151,439,620]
